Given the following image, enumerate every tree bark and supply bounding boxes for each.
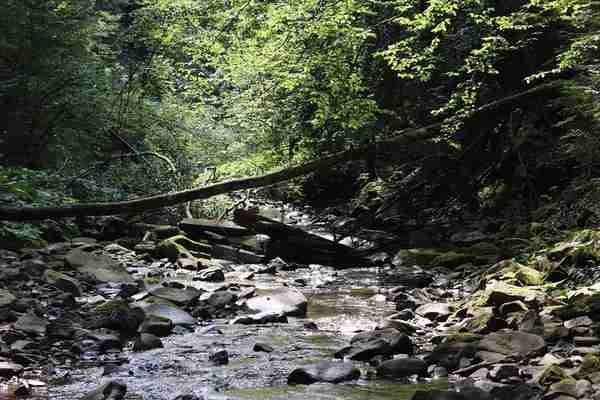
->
[0,82,559,221]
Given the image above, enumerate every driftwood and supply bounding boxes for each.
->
[233,209,370,268]
[0,82,559,221]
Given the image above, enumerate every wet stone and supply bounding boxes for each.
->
[376,357,427,378]
[288,361,360,385]
[565,316,593,329]
[195,268,225,282]
[209,349,229,365]
[253,342,274,353]
[150,287,202,306]
[133,333,163,352]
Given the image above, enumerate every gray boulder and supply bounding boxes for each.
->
[245,287,307,317]
[288,361,360,385]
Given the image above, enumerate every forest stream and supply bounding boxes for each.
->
[47,205,451,400]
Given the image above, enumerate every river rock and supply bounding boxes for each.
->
[20,258,47,277]
[416,303,454,321]
[0,361,23,378]
[488,383,544,400]
[143,304,196,326]
[0,289,16,308]
[376,357,427,378]
[150,287,202,306]
[66,247,133,283]
[245,287,307,317]
[133,333,163,351]
[14,313,48,335]
[564,316,593,329]
[337,328,414,361]
[91,300,144,334]
[139,315,173,337]
[230,312,287,325]
[288,361,360,385]
[94,333,123,353]
[478,331,546,356]
[209,349,229,365]
[82,380,127,400]
[253,342,274,353]
[426,341,479,371]
[195,268,225,282]
[44,270,82,296]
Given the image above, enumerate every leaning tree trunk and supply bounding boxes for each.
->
[0,82,560,221]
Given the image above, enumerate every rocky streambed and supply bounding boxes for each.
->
[1,207,600,400]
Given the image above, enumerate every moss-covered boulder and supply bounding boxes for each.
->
[552,286,600,321]
[480,281,546,308]
[155,235,212,261]
[89,299,144,334]
[537,365,572,387]
[485,259,545,286]
[574,353,600,380]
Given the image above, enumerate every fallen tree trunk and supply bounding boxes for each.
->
[0,82,559,221]
[234,209,370,268]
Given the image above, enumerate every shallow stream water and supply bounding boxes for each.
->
[49,264,447,400]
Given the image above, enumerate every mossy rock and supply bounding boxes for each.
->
[538,365,572,387]
[479,281,545,308]
[575,354,600,379]
[486,259,545,286]
[355,179,387,209]
[93,299,130,316]
[392,248,445,266]
[552,291,600,321]
[155,235,211,261]
[462,311,506,334]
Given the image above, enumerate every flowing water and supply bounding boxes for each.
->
[49,264,447,400]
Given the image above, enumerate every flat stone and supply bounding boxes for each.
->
[288,361,360,385]
[150,287,201,306]
[142,304,196,326]
[245,287,307,317]
[14,313,48,335]
[66,248,133,283]
[478,331,545,356]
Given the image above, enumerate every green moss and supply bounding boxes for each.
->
[538,365,571,387]
[575,354,600,379]
[93,299,129,315]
